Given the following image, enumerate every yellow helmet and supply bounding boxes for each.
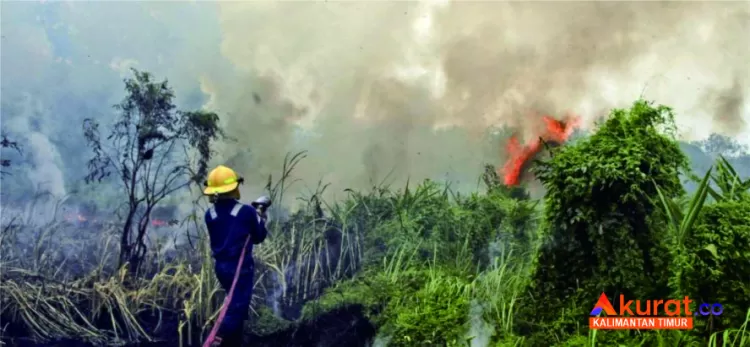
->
[203,165,244,195]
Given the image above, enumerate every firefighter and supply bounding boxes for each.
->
[203,165,268,346]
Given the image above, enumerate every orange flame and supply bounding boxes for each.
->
[500,114,580,186]
[64,213,88,222]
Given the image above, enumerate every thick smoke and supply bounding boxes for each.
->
[206,1,750,198]
[3,94,67,198]
[2,1,749,204]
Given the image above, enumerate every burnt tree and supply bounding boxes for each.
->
[83,68,224,272]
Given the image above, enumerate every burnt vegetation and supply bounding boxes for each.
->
[1,72,749,347]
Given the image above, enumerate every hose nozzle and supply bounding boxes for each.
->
[251,196,272,213]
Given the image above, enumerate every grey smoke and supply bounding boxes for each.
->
[2,1,749,205]
[198,1,750,200]
[467,299,494,347]
[708,77,748,136]
[26,133,66,197]
[2,93,67,199]
[370,333,392,347]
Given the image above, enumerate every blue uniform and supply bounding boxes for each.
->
[204,199,267,340]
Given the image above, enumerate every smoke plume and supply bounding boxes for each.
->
[205,1,750,199]
[2,1,749,203]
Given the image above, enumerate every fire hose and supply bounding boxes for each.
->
[203,196,271,347]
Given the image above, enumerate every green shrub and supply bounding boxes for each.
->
[455,189,538,260]
[300,272,393,322]
[381,269,472,346]
[673,198,750,332]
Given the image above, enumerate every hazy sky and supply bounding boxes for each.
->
[2,1,749,202]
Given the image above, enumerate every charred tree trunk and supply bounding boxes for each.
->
[130,207,153,275]
[119,207,138,269]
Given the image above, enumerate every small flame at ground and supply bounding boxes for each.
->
[500,114,580,186]
[64,214,88,222]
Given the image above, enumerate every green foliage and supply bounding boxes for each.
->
[457,189,537,251]
[303,267,475,346]
[673,199,750,332]
[360,178,536,272]
[249,306,292,336]
[182,110,225,183]
[523,100,689,339]
[384,269,472,346]
[655,167,712,248]
[300,272,392,322]
[659,156,750,335]
[707,156,750,202]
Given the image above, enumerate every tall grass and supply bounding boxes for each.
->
[1,154,748,346]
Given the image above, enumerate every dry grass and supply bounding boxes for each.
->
[0,152,372,346]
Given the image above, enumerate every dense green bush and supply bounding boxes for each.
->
[521,100,690,341]
[384,271,472,346]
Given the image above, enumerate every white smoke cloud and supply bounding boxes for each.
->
[26,132,66,197]
[2,93,67,198]
[1,1,749,204]
[467,299,493,347]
